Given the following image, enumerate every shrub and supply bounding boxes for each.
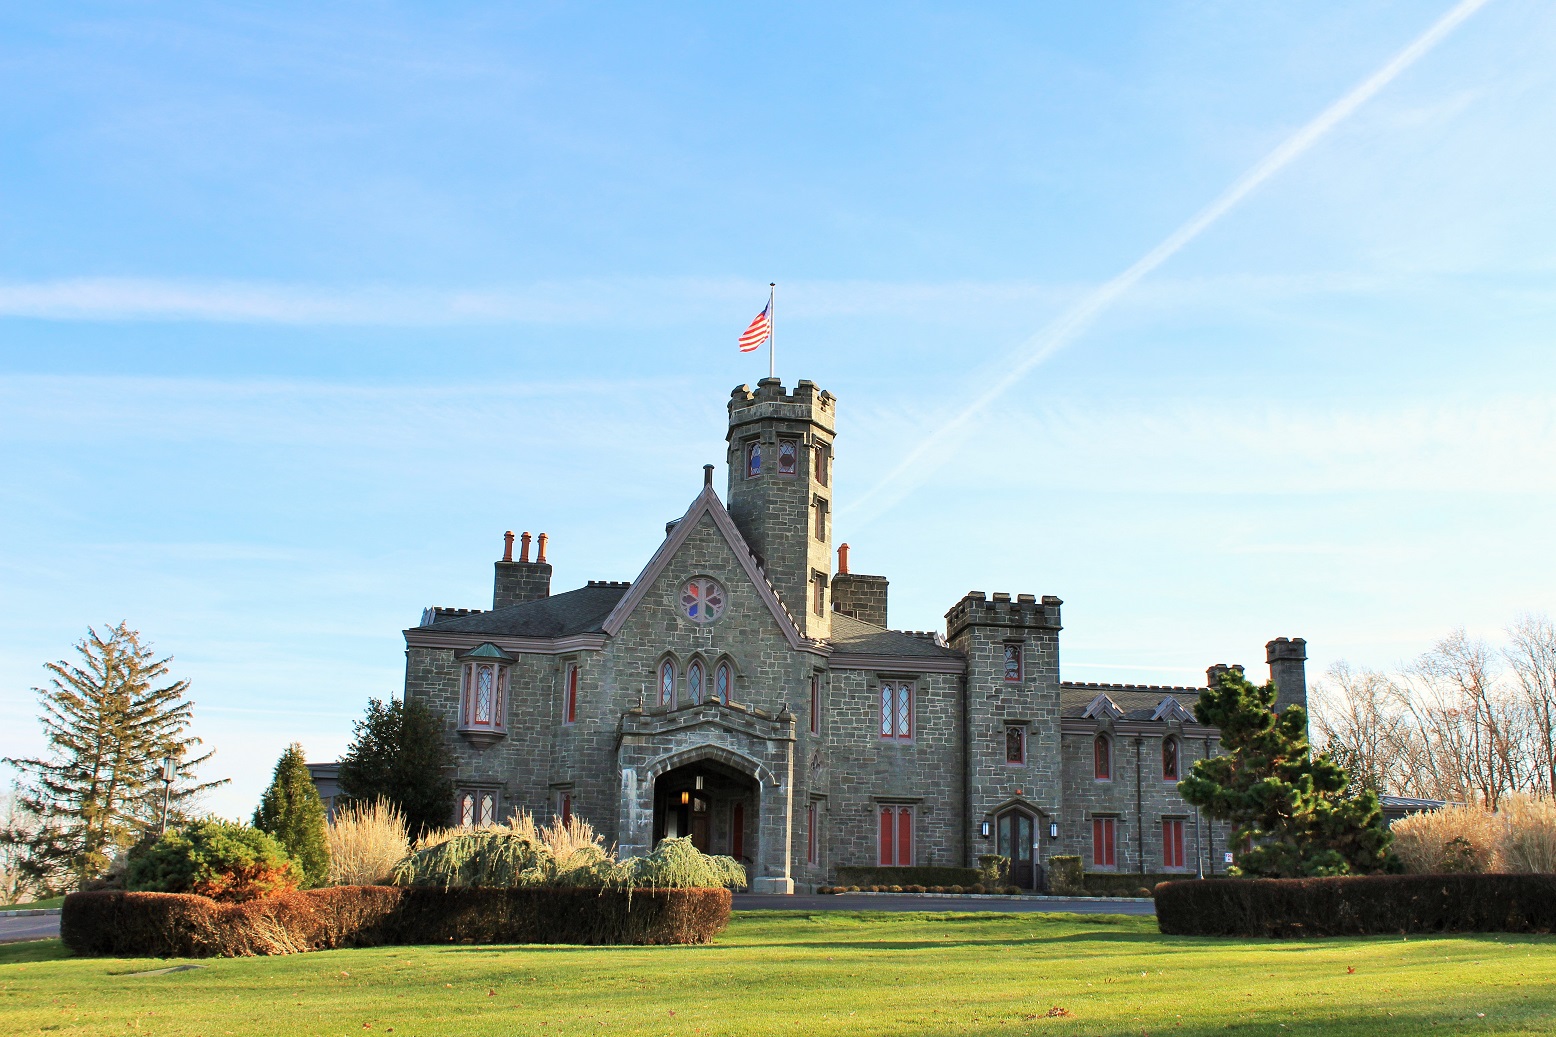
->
[979,854,1011,886]
[327,798,410,886]
[948,885,963,894]
[1155,874,1556,937]
[393,831,744,892]
[127,821,300,902]
[61,886,730,957]
[1392,806,1500,874]
[968,884,986,894]
[1003,886,1022,895]
[1047,856,1084,895]
[1500,796,1556,874]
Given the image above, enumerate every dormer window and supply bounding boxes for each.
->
[746,442,762,478]
[456,643,512,748]
[778,440,798,475]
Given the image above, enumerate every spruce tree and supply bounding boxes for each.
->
[2,624,224,891]
[253,743,330,887]
[1179,667,1394,877]
[337,697,453,836]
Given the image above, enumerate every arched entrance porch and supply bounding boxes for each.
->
[652,759,759,868]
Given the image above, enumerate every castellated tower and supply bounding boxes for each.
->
[946,592,1064,858]
[726,378,836,640]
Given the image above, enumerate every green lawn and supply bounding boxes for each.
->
[3,910,1553,1036]
[1,896,64,912]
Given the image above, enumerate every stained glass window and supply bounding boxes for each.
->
[1094,734,1112,780]
[747,442,761,478]
[660,660,675,706]
[716,663,731,704]
[680,578,726,624]
[1162,737,1179,781]
[475,666,493,723]
[688,660,704,704]
[1006,725,1026,765]
[1004,643,1022,682]
[778,440,798,474]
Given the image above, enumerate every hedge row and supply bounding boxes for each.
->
[834,866,982,888]
[1155,874,1556,937]
[1083,873,1188,897]
[62,886,731,957]
[819,884,1024,895]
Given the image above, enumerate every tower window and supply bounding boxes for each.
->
[1094,734,1112,781]
[1162,737,1180,781]
[1005,724,1026,765]
[812,572,827,616]
[814,498,828,540]
[746,441,762,478]
[1004,643,1023,682]
[814,442,829,486]
[659,660,676,707]
[778,439,798,475]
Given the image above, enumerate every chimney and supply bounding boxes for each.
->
[494,529,552,609]
[1266,637,1309,716]
[1205,662,1244,688]
[830,544,888,627]
[537,533,549,564]
[837,543,850,575]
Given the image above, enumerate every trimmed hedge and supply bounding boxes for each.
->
[1083,872,1186,897]
[1155,874,1556,937]
[62,886,730,957]
[834,866,982,888]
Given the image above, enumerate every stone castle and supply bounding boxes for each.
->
[401,377,1307,892]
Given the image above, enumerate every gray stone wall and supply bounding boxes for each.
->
[831,573,888,626]
[493,560,552,609]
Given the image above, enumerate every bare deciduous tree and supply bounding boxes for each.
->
[1506,613,1556,798]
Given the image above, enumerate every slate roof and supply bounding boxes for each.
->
[827,612,963,659]
[423,582,630,638]
[1059,681,1206,721]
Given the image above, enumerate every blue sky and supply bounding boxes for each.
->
[3,1,1554,819]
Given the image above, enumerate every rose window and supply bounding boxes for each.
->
[680,577,727,624]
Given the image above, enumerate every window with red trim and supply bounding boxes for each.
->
[732,802,746,859]
[778,439,798,475]
[746,442,761,478]
[558,790,572,827]
[1163,818,1185,869]
[877,805,914,866]
[1003,643,1022,682]
[716,661,732,705]
[806,802,818,865]
[1162,737,1179,781]
[880,683,913,739]
[809,674,820,735]
[659,659,675,707]
[1092,817,1116,867]
[563,663,578,725]
[1094,734,1112,780]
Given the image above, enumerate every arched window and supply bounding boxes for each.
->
[747,442,762,478]
[1094,733,1112,781]
[659,659,676,707]
[687,660,704,705]
[715,661,732,705]
[459,660,508,734]
[1162,736,1180,781]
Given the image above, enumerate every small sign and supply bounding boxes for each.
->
[1223,851,1234,864]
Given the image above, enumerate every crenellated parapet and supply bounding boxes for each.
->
[945,591,1063,639]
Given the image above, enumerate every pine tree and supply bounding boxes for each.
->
[1179,667,1394,877]
[253,743,330,887]
[2,624,225,891]
[337,697,453,837]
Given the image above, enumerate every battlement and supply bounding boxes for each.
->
[945,590,1062,638]
[420,606,485,626]
[587,580,632,588]
[727,378,836,432]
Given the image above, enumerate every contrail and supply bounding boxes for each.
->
[846,0,1493,524]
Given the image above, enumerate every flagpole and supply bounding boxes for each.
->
[768,282,776,380]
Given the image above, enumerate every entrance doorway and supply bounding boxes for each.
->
[997,809,1037,889]
[653,759,758,864]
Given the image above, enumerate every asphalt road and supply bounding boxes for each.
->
[734,894,1155,915]
[0,895,1153,946]
[0,913,60,943]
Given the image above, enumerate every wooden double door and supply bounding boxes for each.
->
[996,810,1039,889]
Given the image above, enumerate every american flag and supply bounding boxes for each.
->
[737,301,771,352]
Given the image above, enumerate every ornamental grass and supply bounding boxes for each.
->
[326,798,410,886]
[1391,796,1556,875]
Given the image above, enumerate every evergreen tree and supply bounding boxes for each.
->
[1,624,225,891]
[1179,667,1394,877]
[337,697,453,836]
[252,743,330,887]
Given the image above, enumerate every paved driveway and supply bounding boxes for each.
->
[734,894,1154,915]
[0,913,60,943]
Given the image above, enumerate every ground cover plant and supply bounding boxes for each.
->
[8,910,1556,1036]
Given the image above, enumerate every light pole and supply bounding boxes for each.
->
[159,756,177,835]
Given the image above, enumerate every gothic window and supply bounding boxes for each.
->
[1162,737,1180,781]
[880,683,913,739]
[1094,734,1112,780]
[1092,817,1117,867]
[814,442,829,486]
[563,662,579,725]
[778,439,798,475]
[1004,643,1023,682]
[687,659,705,705]
[746,441,762,478]
[807,801,818,865]
[1005,724,1026,765]
[459,793,475,829]
[1163,818,1186,869]
[877,805,914,866]
[716,661,732,705]
[557,790,572,827]
[659,660,676,707]
[479,792,495,827]
[458,790,496,830]
[809,674,820,735]
[460,661,508,732]
[680,577,727,624]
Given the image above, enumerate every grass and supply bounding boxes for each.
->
[3,910,1556,1035]
[0,896,63,912]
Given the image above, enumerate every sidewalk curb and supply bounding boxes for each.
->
[0,908,62,917]
[826,892,1154,904]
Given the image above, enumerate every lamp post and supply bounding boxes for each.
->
[158,756,177,835]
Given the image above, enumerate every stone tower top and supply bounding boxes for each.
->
[725,378,836,640]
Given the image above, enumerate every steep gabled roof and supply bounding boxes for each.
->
[1062,681,1207,722]
[601,484,815,651]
